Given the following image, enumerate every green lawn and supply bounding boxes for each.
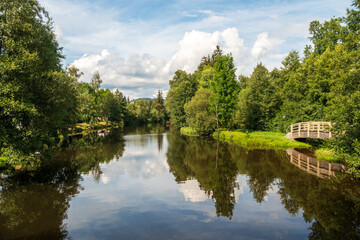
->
[180,127,200,136]
[213,130,311,150]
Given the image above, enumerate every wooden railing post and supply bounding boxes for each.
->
[307,157,310,172]
[317,122,320,138]
[307,122,310,137]
[329,122,332,138]
[291,124,293,139]
[317,161,320,177]
[298,122,301,138]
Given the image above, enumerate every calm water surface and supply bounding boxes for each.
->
[0,126,359,239]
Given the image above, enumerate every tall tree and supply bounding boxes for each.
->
[184,88,215,134]
[165,70,197,128]
[91,71,102,92]
[212,54,239,129]
[0,0,78,166]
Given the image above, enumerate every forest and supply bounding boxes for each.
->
[0,0,359,176]
[165,1,360,175]
[0,0,167,169]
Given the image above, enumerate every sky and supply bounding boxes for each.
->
[39,0,352,99]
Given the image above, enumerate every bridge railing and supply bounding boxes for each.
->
[286,149,346,179]
[290,121,332,139]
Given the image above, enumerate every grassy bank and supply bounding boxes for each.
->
[213,130,311,150]
[70,121,121,136]
[180,127,200,136]
[315,148,342,163]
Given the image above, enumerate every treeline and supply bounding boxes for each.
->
[0,0,167,168]
[166,1,360,170]
[71,68,167,127]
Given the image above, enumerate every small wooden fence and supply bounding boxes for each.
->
[286,149,346,179]
[287,122,332,140]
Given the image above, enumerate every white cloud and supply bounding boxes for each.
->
[72,28,251,98]
[166,28,248,74]
[251,32,284,60]
[73,50,170,98]
[44,0,351,98]
[54,25,63,41]
[179,180,211,202]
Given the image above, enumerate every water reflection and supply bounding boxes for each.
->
[0,126,359,240]
[0,130,126,240]
[166,133,360,239]
[286,148,346,179]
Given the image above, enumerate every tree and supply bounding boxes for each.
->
[0,0,78,166]
[212,54,239,129]
[150,90,167,123]
[66,65,83,83]
[91,70,102,92]
[165,70,197,128]
[98,89,114,125]
[234,63,277,130]
[184,88,215,135]
[77,83,98,125]
[128,99,151,124]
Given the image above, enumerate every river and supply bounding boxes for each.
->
[0,126,359,239]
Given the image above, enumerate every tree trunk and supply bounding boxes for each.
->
[216,103,220,134]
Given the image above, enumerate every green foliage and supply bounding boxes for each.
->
[165,70,197,128]
[212,54,239,128]
[315,148,341,163]
[90,70,102,92]
[0,0,78,165]
[128,98,151,124]
[179,127,199,136]
[184,88,215,135]
[150,90,167,123]
[233,63,278,130]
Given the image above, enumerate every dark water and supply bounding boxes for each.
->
[1,126,359,240]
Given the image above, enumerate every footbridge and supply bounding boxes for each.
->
[286,122,332,140]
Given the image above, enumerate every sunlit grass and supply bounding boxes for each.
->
[180,127,200,136]
[213,130,311,150]
[315,148,342,163]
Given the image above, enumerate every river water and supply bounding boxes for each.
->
[0,126,359,239]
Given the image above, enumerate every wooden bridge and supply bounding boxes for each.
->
[286,122,332,140]
[286,149,346,179]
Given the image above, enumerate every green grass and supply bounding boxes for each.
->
[180,127,200,136]
[69,122,114,136]
[214,130,311,150]
[315,148,342,163]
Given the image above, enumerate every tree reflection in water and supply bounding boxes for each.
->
[0,128,359,240]
[167,133,238,219]
[0,129,125,240]
[166,132,360,239]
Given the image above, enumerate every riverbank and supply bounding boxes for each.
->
[180,127,200,136]
[180,127,311,150]
[70,121,122,136]
[214,130,311,150]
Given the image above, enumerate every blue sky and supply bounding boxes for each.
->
[39,0,352,98]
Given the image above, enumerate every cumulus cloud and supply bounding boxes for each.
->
[73,50,170,98]
[179,180,211,202]
[166,28,248,74]
[251,32,284,60]
[71,28,251,98]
